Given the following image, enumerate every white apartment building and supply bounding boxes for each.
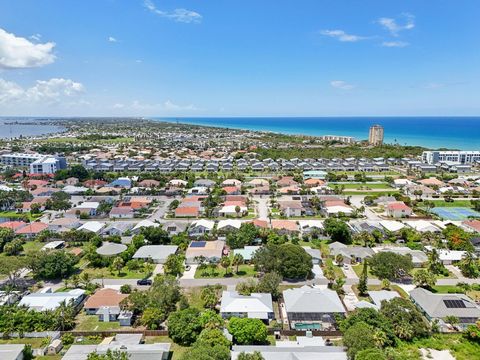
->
[0,153,67,174]
[422,151,480,164]
[318,135,356,144]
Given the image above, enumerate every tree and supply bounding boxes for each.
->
[445,315,459,328]
[180,344,230,360]
[54,300,76,330]
[324,218,352,244]
[232,253,244,273]
[235,205,241,217]
[358,260,368,296]
[3,239,23,256]
[0,228,15,252]
[220,256,231,275]
[164,254,185,277]
[140,226,170,245]
[380,297,430,341]
[369,252,413,280]
[111,256,124,276]
[196,328,231,348]
[413,269,436,289]
[168,308,203,346]
[323,262,336,286]
[459,251,479,278]
[201,286,221,309]
[120,284,132,294]
[0,256,26,287]
[27,250,78,280]
[256,272,282,300]
[427,248,446,275]
[141,307,165,330]
[199,309,224,329]
[228,317,268,345]
[343,321,377,359]
[237,352,265,360]
[277,243,312,280]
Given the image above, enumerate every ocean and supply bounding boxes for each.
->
[153,117,480,150]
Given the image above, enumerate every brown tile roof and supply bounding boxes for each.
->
[84,288,128,309]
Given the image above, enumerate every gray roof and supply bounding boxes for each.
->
[369,290,400,308]
[231,345,347,360]
[132,245,178,263]
[96,242,127,256]
[283,286,346,314]
[302,246,321,260]
[0,344,25,360]
[410,287,480,319]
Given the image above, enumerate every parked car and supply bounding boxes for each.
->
[137,279,152,286]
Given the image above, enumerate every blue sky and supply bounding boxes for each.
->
[0,0,479,116]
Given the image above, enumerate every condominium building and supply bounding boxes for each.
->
[319,135,356,144]
[0,153,67,174]
[422,151,480,165]
[368,124,384,145]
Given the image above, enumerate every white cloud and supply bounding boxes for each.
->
[30,33,42,41]
[0,28,56,69]
[382,41,409,48]
[423,82,445,89]
[377,13,415,36]
[330,80,355,90]
[320,29,367,42]
[108,36,117,42]
[0,77,84,105]
[144,0,202,23]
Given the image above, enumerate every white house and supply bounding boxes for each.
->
[220,291,274,320]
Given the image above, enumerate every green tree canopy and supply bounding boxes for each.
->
[227,317,268,345]
[168,308,203,346]
[369,252,413,280]
[324,218,352,244]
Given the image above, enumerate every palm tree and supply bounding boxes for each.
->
[220,256,231,276]
[335,254,344,266]
[373,330,388,347]
[232,254,244,274]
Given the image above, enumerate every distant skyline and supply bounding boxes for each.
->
[0,0,479,116]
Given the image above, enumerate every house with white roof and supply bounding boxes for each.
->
[133,245,179,264]
[407,220,441,233]
[77,221,106,234]
[220,291,274,321]
[379,220,405,232]
[0,344,25,360]
[217,219,243,232]
[188,219,215,236]
[219,204,248,217]
[424,246,467,265]
[355,290,400,310]
[19,288,85,311]
[283,286,346,331]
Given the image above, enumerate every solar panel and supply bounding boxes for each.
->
[443,299,466,308]
[190,241,206,248]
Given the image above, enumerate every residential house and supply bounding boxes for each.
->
[188,219,215,236]
[0,344,25,360]
[271,220,299,235]
[283,286,346,331]
[109,207,134,219]
[15,222,48,238]
[278,200,304,217]
[328,242,374,264]
[77,221,106,234]
[133,245,179,264]
[19,288,85,311]
[233,246,260,262]
[220,291,274,321]
[185,240,225,264]
[410,287,480,330]
[386,202,413,218]
[84,288,131,326]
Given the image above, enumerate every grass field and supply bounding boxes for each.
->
[0,211,43,221]
[74,313,126,331]
[0,338,48,348]
[332,182,393,190]
[352,264,378,279]
[431,200,474,208]
[81,267,151,280]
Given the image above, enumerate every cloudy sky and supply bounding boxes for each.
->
[0,0,479,116]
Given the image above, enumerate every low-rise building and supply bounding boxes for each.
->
[133,245,179,264]
[220,291,274,320]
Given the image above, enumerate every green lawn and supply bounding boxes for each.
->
[81,267,151,279]
[411,267,456,279]
[0,211,43,221]
[22,241,45,253]
[332,182,393,190]
[324,258,345,278]
[145,336,189,360]
[0,338,48,348]
[343,190,400,196]
[194,264,256,279]
[74,313,127,331]
[431,200,474,208]
[183,286,227,310]
[352,264,378,279]
[36,356,62,360]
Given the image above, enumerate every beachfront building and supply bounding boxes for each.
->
[368,124,384,145]
[422,150,480,165]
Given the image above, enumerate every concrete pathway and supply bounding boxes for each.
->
[180,265,198,280]
[312,265,325,279]
[341,264,358,280]
[446,264,464,279]
[342,285,360,311]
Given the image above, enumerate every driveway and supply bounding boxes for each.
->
[255,196,269,221]
[312,265,325,279]
[445,265,463,279]
[180,265,198,280]
[342,285,359,311]
[341,264,359,280]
